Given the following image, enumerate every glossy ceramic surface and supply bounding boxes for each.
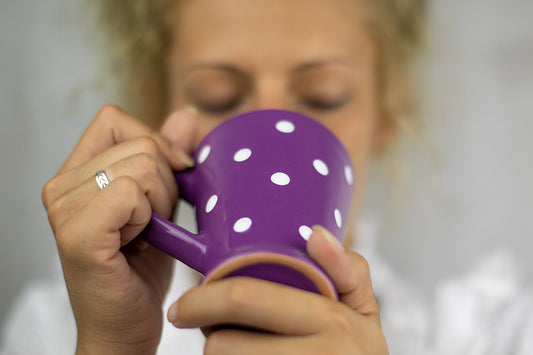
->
[140,110,355,298]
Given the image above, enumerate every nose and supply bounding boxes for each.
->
[250,79,291,111]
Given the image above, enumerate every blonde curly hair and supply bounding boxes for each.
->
[91,0,426,127]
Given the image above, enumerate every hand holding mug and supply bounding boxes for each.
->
[158,111,387,354]
[167,222,388,354]
[42,106,197,354]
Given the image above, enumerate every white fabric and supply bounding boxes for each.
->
[0,262,205,355]
[357,217,533,355]
[1,219,532,355]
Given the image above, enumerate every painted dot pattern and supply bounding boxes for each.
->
[313,159,329,176]
[334,209,342,228]
[197,145,211,164]
[199,117,352,246]
[275,120,295,133]
[234,217,252,233]
[234,148,252,162]
[205,195,218,213]
[299,225,313,241]
[271,172,290,186]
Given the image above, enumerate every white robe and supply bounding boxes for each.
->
[1,219,532,355]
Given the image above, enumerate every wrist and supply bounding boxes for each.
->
[76,334,158,355]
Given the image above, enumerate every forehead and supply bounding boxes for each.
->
[171,0,375,70]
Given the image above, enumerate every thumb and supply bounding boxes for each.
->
[307,226,380,324]
[160,107,199,154]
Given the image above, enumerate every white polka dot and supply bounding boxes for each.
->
[299,225,313,241]
[233,148,252,162]
[313,159,329,176]
[275,120,295,133]
[344,165,354,185]
[205,195,218,213]
[334,209,342,228]
[233,217,252,233]
[271,172,290,186]
[197,145,211,164]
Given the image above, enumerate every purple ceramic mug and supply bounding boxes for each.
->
[141,110,355,299]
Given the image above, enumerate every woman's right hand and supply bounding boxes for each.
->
[42,105,197,355]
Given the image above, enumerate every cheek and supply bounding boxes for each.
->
[328,108,379,230]
[344,100,380,173]
[327,106,380,174]
[333,122,374,181]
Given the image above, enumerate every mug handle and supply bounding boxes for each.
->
[139,169,209,274]
[141,213,207,274]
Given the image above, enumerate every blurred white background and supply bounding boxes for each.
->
[1,0,532,329]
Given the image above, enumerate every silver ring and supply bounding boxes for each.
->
[94,170,110,190]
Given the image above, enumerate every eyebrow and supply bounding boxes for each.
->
[292,59,354,74]
[187,59,354,76]
[187,63,247,76]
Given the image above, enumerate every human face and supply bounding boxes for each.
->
[166,0,382,235]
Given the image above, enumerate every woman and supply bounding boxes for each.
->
[11,0,424,354]
[4,0,533,353]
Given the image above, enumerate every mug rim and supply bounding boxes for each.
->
[202,251,337,299]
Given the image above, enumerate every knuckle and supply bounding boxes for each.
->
[46,194,67,226]
[136,136,160,157]
[325,304,355,336]
[222,280,256,315]
[111,176,150,216]
[41,176,60,209]
[352,252,370,275]
[136,152,160,178]
[131,154,161,197]
[54,220,79,258]
[95,104,123,121]
[112,175,141,198]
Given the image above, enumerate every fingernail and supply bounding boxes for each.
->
[167,302,179,324]
[184,106,198,115]
[312,225,344,251]
[171,145,195,168]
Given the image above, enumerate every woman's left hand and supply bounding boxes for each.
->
[167,226,388,354]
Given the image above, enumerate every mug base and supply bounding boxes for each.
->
[202,251,337,299]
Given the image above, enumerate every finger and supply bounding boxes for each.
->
[46,175,100,232]
[160,108,199,154]
[43,107,195,211]
[110,150,176,216]
[70,136,179,201]
[59,105,193,174]
[44,136,179,213]
[307,226,380,322]
[80,148,175,216]
[168,277,350,335]
[106,153,174,216]
[49,152,175,229]
[56,176,152,267]
[204,329,328,355]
